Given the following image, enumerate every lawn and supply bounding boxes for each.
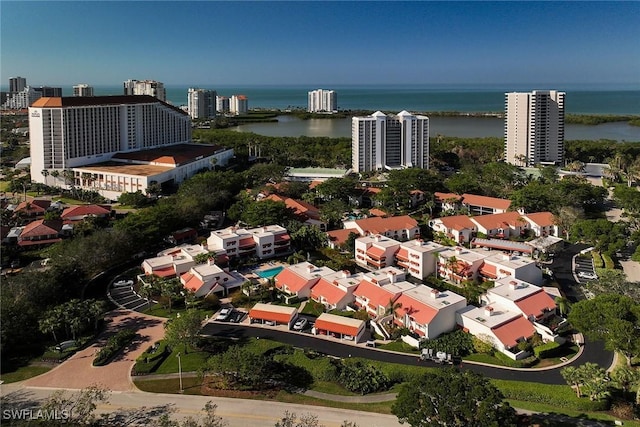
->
[0,181,10,192]
[154,345,210,374]
[301,301,324,316]
[0,365,51,383]
[508,400,640,427]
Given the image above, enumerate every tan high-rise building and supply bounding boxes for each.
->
[504,90,565,166]
[123,79,166,102]
[73,84,94,97]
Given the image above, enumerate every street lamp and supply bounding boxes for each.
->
[177,351,183,393]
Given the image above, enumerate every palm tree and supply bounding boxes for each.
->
[554,296,571,317]
[41,169,50,187]
[87,300,108,333]
[560,366,582,397]
[38,315,59,343]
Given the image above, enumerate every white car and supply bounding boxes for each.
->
[215,308,232,321]
[578,271,597,280]
[292,318,308,331]
[113,279,134,288]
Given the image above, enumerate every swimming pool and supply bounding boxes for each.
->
[254,265,284,279]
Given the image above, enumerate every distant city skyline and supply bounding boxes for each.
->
[1,2,638,87]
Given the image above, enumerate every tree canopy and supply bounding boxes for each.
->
[391,369,517,427]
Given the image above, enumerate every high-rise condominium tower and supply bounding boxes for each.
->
[188,88,217,119]
[352,111,429,173]
[73,84,94,97]
[308,89,337,113]
[9,77,27,94]
[229,95,248,115]
[504,90,565,166]
[123,79,166,102]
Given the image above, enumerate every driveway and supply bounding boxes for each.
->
[108,281,156,312]
[24,310,166,391]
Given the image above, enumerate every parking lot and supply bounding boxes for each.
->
[108,279,155,312]
[574,256,597,285]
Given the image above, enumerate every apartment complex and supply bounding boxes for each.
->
[3,85,63,109]
[307,89,337,113]
[188,88,217,119]
[352,110,429,172]
[504,90,565,166]
[123,79,166,101]
[9,76,26,94]
[206,225,291,260]
[73,84,94,97]
[216,96,230,113]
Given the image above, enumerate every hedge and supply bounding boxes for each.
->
[133,341,170,375]
[93,329,136,366]
[592,251,604,269]
[602,253,614,269]
[533,341,561,359]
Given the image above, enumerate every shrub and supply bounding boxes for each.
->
[420,330,475,356]
[533,341,561,359]
[337,360,390,395]
[93,329,136,366]
[133,341,170,375]
[592,251,604,268]
[202,294,220,310]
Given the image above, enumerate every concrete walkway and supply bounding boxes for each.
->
[303,389,397,403]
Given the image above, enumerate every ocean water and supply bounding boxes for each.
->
[14,84,639,115]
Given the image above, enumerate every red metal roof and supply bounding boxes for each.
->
[311,278,347,305]
[314,316,363,337]
[514,289,557,319]
[492,315,536,348]
[249,308,295,324]
[61,204,110,219]
[394,293,438,325]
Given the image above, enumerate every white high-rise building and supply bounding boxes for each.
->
[216,96,230,113]
[229,95,248,115]
[73,84,94,97]
[28,95,191,184]
[123,79,166,102]
[504,90,565,166]
[9,77,27,94]
[352,111,429,173]
[308,89,337,113]
[2,86,42,109]
[188,88,217,119]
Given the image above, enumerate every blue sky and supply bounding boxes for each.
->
[1,1,639,87]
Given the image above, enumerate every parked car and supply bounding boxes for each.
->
[292,318,308,331]
[578,271,597,280]
[215,308,232,321]
[113,279,134,288]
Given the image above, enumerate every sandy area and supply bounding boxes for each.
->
[620,260,640,283]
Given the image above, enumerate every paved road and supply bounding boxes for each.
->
[200,321,613,385]
[0,385,401,427]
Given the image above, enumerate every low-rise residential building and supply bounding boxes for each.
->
[482,277,556,322]
[343,215,419,241]
[471,238,533,255]
[264,194,326,230]
[61,204,111,222]
[522,212,560,237]
[353,267,415,317]
[457,305,536,360]
[310,271,364,310]
[481,252,542,285]
[207,225,291,260]
[461,193,512,215]
[354,234,401,270]
[141,244,209,278]
[17,219,69,248]
[395,239,446,279]
[274,262,335,299]
[470,211,529,239]
[326,228,359,250]
[428,215,477,244]
[393,286,467,340]
[13,199,51,217]
[436,247,487,284]
[180,261,245,297]
[313,313,366,342]
[434,192,462,212]
[249,303,298,329]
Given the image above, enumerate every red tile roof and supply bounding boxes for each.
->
[314,315,363,337]
[353,280,398,311]
[394,294,438,325]
[462,194,511,210]
[368,208,388,217]
[15,199,50,214]
[479,262,498,279]
[61,204,110,219]
[492,315,536,348]
[514,289,557,319]
[524,212,556,227]
[151,266,176,278]
[435,192,462,202]
[32,95,187,115]
[275,268,319,293]
[327,228,359,246]
[366,246,386,259]
[181,272,205,293]
[249,307,296,324]
[311,278,348,305]
[19,219,62,239]
[265,194,320,220]
[353,215,418,235]
[470,211,526,230]
[435,215,476,230]
[395,248,409,261]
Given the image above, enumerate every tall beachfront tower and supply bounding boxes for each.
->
[229,95,248,115]
[352,111,429,173]
[73,84,94,97]
[504,90,565,167]
[123,79,166,102]
[308,89,337,113]
[188,88,217,119]
[9,76,27,94]
[28,95,191,184]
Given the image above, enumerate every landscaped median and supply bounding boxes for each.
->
[93,329,136,366]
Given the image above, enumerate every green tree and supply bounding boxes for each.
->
[554,296,571,316]
[611,366,640,394]
[161,279,184,313]
[242,199,295,227]
[202,345,272,389]
[560,366,583,397]
[319,199,347,229]
[392,369,517,427]
[337,360,390,395]
[568,294,640,366]
[291,225,327,253]
[164,309,204,354]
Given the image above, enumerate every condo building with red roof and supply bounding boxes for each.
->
[354,234,401,270]
[310,271,365,311]
[313,313,366,342]
[274,261,336,299]
[343,215,419,241]
[352,267,415,317]
[206,225,290,260]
